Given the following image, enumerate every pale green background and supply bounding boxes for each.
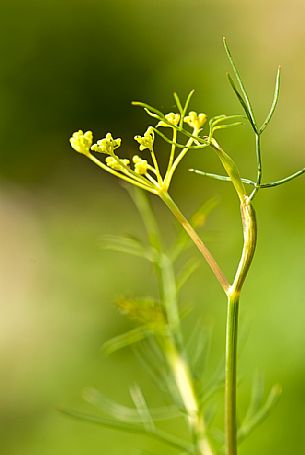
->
[0,0,304,454]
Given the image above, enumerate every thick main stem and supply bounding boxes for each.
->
[225,292,239,455]
[160,141,256,455]
[224,199,257,455]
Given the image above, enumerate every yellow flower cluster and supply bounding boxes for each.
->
[184,111,207,129]
[70,130,93,155]
[134,126,154,151]
[106,156,130,171]
[91,133,121,155]
[69,103,209,196]
[157,113,180,127]
[132,155,148,175]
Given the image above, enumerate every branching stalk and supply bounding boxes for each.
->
[69,43,303,455]
[224,199,257,455]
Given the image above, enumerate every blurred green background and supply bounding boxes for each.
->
[1,0,304,454]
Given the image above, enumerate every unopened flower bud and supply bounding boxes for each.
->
[157,113,180,127]
[106,156,130,171]
[132,155,148,174]
[70,130,93,154]
[184,111,207,129]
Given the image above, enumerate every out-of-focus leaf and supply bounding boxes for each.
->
[238,384,282,444]
[186,321,212,378]
[100,234,154,261]
[59,408,192,452]
[116,296,166,327]
[130,385,155,431]
[176,258,200,293]
[102,326,153,355]
[83,387,181,423]
[199,358,225,405]
[133,340,184,410]
[125,186,162,252]
[170,197,219,261]
[244,372,265,421]
[190,196,219,229]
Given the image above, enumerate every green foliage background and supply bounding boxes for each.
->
[0,0,304,453]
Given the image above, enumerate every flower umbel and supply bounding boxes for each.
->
[70,130,93,155]
[69,93,214,195]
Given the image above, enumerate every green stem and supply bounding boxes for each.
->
[225,199,257,455]
[87,153,157,194]
[249,133,262,200]
[165,127,199,188]
[225,292,239,455]
[160,191,229,294]
[165,127,177,180]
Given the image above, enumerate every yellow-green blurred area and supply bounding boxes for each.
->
[1,0,304,453]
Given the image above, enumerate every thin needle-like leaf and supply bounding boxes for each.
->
[211,122,243,134]
[223,37,257,131]
[100,234,154,261]
[176,259,200,293]
[132,101,165,119]
[84,387,182,422]
[210,114,244,128]
[226,73,258,133]
[260,66,281,133]
[102,326,153,355]
[189,169,255,186]
[153,127,207,150]
[174,92,183,115]
[180,90,195,127]
[190,168,305,188]
[245,372,265,421]
[259,168,305,187]
[130,385,155,431]
[125,186,162,251]
[59,408,193,452]
[238,384,282,443]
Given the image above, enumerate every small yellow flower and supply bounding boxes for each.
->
[132,155,148,174]
[106,156,130,171]
[91,133,121,155]
[157,113,180,127]
[70,130,93,155]
[134,126,154,151]
[184,111,207,129]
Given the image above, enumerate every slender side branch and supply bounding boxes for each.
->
[189,168,305,188]
[160,191,229,295]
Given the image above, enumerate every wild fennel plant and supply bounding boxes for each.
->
[65,39,305,455]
